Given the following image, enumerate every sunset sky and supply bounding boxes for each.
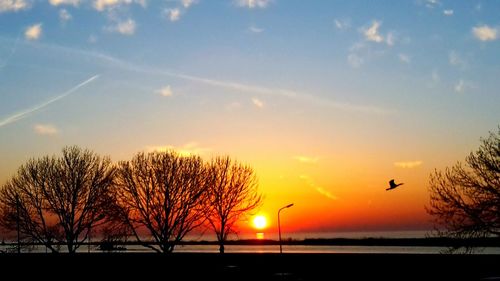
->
[1,0,499,237]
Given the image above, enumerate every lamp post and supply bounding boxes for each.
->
[278,203,294,254]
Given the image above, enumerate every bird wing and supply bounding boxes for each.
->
[389,179,395,185]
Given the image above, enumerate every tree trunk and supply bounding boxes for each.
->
[219,243,225,254]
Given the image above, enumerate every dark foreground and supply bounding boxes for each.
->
[2,253,500,280]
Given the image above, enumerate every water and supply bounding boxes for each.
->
[3,230,500,254]
[183,230,432,241]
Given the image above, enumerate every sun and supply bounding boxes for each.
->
[253,215,268,230]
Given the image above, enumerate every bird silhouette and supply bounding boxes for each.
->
[386,179,404,191]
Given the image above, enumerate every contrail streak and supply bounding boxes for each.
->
[0,38,391,115]
[0,75,100,128]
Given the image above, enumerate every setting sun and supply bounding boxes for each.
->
[253,215,268,230]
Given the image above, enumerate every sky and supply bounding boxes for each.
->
[0,0,499,237]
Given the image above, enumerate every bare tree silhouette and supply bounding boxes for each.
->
[0,146,116,253]
[113,151,209,253]
[427,127,500,252]
[205,156,262,253]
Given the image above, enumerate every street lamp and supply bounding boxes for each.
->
[278,203,294,254]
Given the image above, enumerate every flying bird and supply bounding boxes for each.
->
[386,179,404,191]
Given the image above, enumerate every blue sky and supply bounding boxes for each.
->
[0,0,499,232]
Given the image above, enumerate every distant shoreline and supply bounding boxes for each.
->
[2,237,500,248]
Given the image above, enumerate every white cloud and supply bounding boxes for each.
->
[156,85,173,97]
[25,23,42,40]
[249,25,264,33]
[347,53,363,68]
[181,0,195,8]
[425,0,440,8]
[235,0,271,9]
[0,0,29,12]
[472,25,498,41]
[164,8,181,22]
[394,161,423,169]
[59,9,72,22]
[363,20,384,43]
[398,53,411,64]
[454,80,472,93]
[49,0,79,6]
[443,9,453,16]
[251,97,264,108]
[34,124,59,135]
[146,142,211,157]
[93,0,145,11]
[293,156,319,164]
[300,175,338,200]
[448,50,466,69]
[106,18,136,35]
[334,18,350,30]
[386,32,395,46]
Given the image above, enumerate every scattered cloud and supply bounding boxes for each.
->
[251,97,264,109]
[25,23,42,40]
[293,156,319,164]
[300,175,338,200]
[394,161,423,169]
[33,124,59,135]
[472,25,497,41]
[443,9,453,16]
[448,50,466,69]
[163,0,197,22]
[424,0,440,9]
[59,9,72,22]
[106,18,136,35]
[454,80,473,93]
[0,0,30,12]
[49,0,80,6]
[164,8,181,22]
[146,142,211,156]
[334,18,351,30]
[181,0,196,8]
[156,85,173,97]
[93,0,145,11]
[455,80,464,93]
[249,25,264,33]
[398,53,411,64]
[347,53,363,68]
[363,21,384,43]
[235,0,271,9]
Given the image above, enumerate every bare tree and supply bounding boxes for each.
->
[206,156,262,253]
[427,127,500,251]
[113,151,209,253]
[0,146,116,253]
